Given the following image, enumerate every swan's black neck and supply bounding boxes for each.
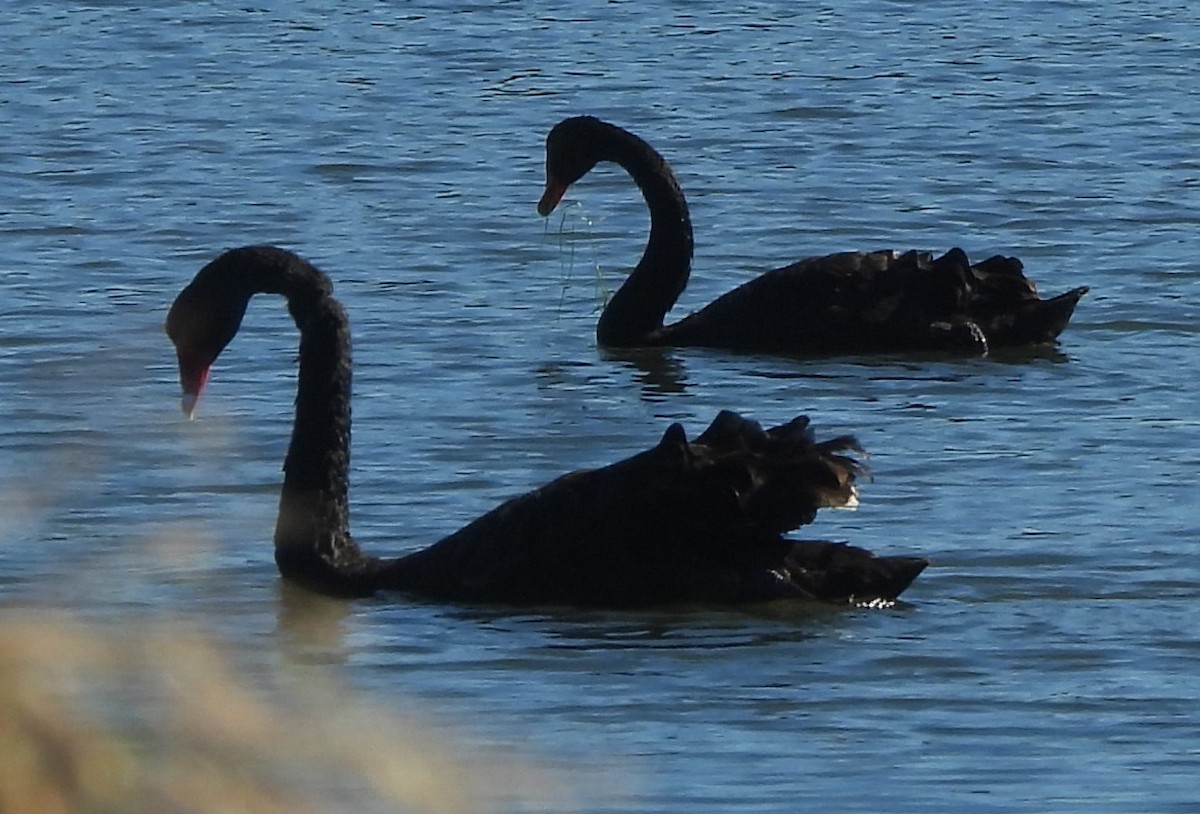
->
[233,251,364,588]
[593,126,694,347]
[190,246,389,596]
[274,288,355,573]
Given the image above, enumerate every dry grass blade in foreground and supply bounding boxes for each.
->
[0,618,573,814]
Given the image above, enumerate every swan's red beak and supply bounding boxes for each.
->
[538,175,569,216]
[175,349,212,420]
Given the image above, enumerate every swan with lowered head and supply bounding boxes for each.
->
[166,245,927,606]
[538,116,1087,356]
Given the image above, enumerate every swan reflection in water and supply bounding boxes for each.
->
[599,346,690,401]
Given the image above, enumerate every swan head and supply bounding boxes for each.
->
[538,116,613,216]
[165,252,253,418]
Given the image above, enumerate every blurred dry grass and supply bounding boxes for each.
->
[0,616,569,814]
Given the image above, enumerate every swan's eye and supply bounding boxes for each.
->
[165,281,248,363]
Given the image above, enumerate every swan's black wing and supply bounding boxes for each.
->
[378,411,926,607]
[662,248,1087,355]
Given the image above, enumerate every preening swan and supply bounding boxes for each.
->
[538,116,1087,356]
[166,245,927,606]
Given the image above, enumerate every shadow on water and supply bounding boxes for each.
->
[275,576,922,661]
[415,594,921,652]
[743,343,1074,374]
[599,345,690,400]
[602,340,1076,399]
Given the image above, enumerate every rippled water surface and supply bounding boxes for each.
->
[3,1,1199,810]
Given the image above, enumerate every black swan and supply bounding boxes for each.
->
[538,116,1088,355]
[166,246,926,606]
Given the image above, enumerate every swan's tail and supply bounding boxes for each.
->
[918,249,1087,348]
[784,540,928,604]
[998,285,1089,346]
[662,412,926,602]
[959,252,1088,344]
[672,412,927,603]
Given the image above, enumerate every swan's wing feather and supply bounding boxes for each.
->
[666,248,1084,353]
[392,412,889,606]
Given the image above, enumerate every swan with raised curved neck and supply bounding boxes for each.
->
[538,116,1087,356]
[166,245,927,606]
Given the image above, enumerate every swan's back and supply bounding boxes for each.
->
[663,248,1087,355]
[381,412,924,606]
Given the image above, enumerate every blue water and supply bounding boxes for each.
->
[2,1,1199,810]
